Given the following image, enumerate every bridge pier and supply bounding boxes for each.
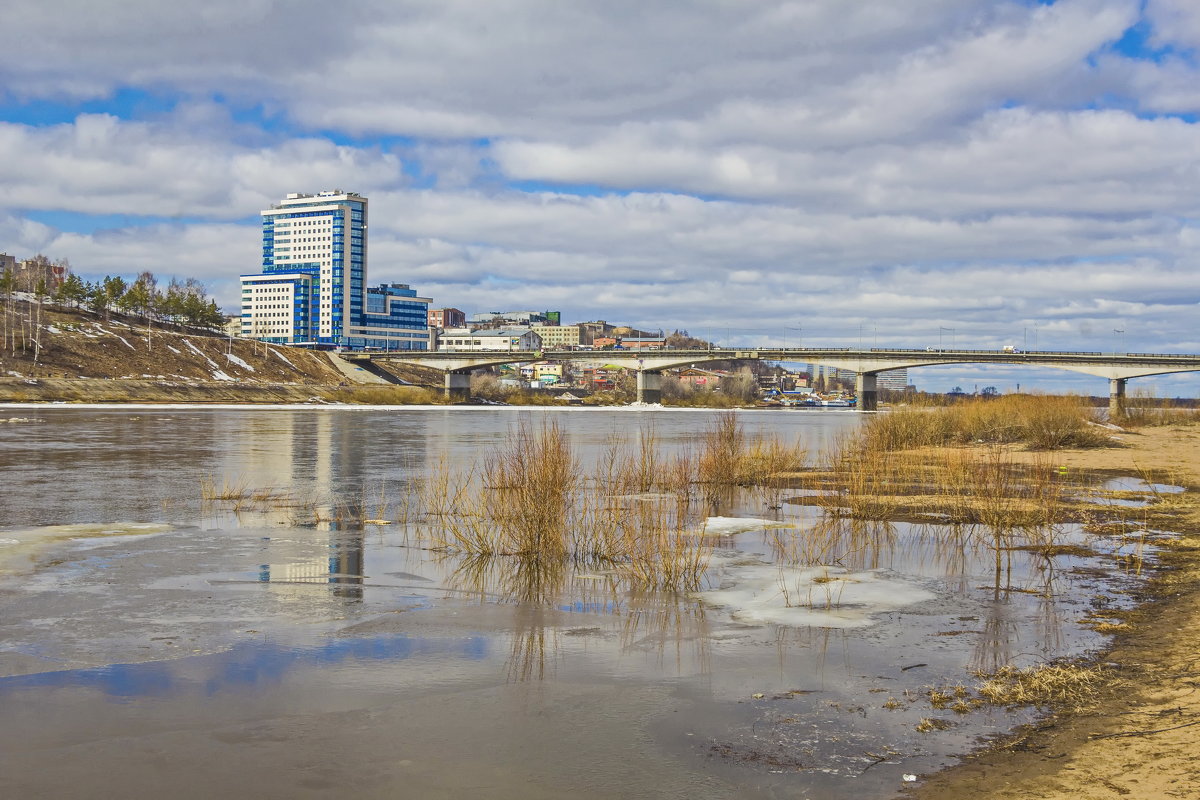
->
[444,371,471,402]
[856,372,878,412]
[1109,378,1126,419]
[636,370,663,404]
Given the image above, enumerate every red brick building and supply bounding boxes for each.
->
[428,307,466,329]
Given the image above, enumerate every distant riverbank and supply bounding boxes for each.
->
[0,377,437,405]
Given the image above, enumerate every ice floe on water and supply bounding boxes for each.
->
[0,522,173,574]
[695,563,936,629]
[699,516,794,536]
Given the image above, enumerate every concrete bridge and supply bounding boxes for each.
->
[342,347,1200,412]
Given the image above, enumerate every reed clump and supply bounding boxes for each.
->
[485,420,578,560]
[200,474,249,501]
[414,418,714,591]
[1111,389,1200,428]
[697,412,806,503]
[862,395,1113,451]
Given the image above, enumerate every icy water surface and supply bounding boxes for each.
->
[0,406,1154,799]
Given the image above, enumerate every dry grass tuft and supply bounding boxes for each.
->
[200,474,249,501]
[916,717,954,732]
[975,661,1108,708]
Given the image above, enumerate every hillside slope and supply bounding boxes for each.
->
[0,299,409,403]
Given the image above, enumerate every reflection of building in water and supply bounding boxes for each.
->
[211,410,431,602]
[258,525,365,600]
[247,412,360,598]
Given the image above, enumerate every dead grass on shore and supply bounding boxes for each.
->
[975,661,1111,709]
[331,385,446,405]
[867,394,1114,451]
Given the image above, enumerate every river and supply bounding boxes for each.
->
[0,406,1148,799]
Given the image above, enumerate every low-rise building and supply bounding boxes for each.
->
[620,337,665,350]
[676,367,725,386]
[577,321,615,345]
[519,362,565,383]
[531,324,581,349]
[437,327,542,351]
[8,254,68,293]
[428,307,466,329]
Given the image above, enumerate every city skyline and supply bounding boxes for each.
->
[2,1,1199,393]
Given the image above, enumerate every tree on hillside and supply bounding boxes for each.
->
[57,274,87,308]
[665,329,712,349]
[32,278,48,363]
[122,274,158,350]
[99,276,127,320]
[0,267,14,355]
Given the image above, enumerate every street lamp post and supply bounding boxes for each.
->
[1114,328,1125,356]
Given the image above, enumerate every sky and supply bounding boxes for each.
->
[2,0,1199,393]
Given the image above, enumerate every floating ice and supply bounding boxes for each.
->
[695,563,936,629]
[700,516,794,536]
[0,522,172,574]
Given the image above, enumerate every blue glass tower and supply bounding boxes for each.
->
[241,191,429,350]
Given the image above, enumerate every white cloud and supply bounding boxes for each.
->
[0,114,407,219]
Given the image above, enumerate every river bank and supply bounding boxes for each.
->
[0,376,447,405]
[915,423,1200,799]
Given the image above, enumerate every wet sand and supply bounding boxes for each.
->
[916,424,1200,799]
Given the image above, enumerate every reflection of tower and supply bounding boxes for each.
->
[328,523,365,600]
[242,410,364,602]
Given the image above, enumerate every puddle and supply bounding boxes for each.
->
[1078,476,1188,509]
[1099,477,1185,495]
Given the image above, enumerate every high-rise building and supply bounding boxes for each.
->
[877,368,911,391]
[241,191,430,349]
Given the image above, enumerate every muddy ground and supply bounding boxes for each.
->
[915,424,1200,800]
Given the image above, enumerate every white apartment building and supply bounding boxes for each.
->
[437,327,543,351]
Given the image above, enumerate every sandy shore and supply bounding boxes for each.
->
[916,424,1200,799]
